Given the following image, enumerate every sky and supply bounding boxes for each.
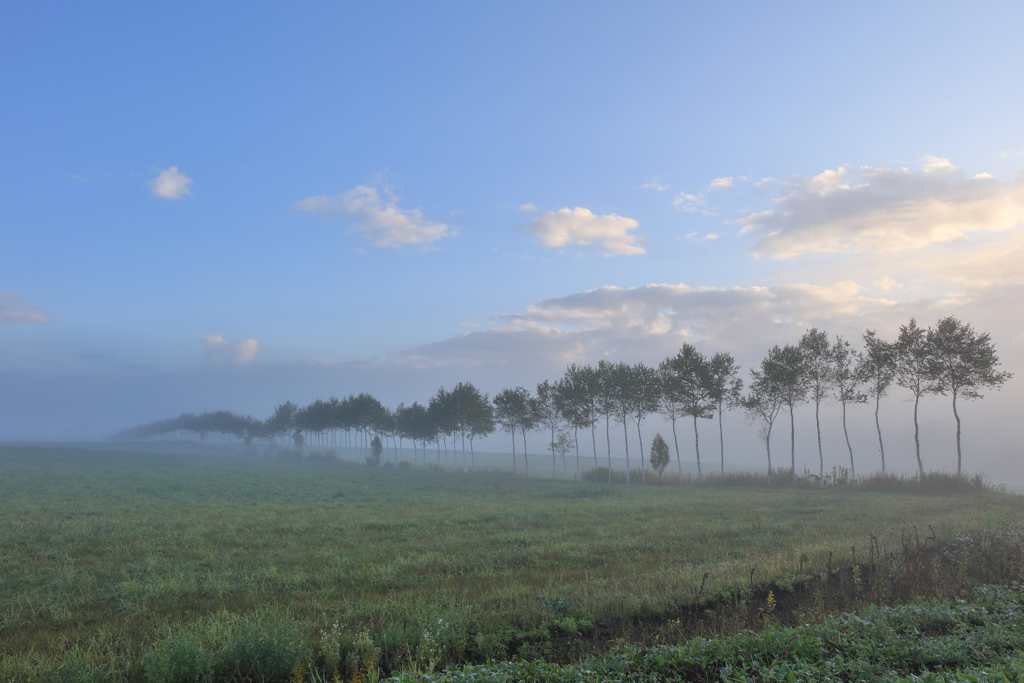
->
[2,2,1023,483]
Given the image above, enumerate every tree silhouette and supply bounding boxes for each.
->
[860,330,896,477]
[893,319,929,480]
[926,316,1013,485]
[649,433,670,477]
[535,379,564,479]
[656,358,687,484]
[707,352,742,477]
[832,335,866,481]
[667,345,714,484]
[555,364,600,481]
[493,387,530,474]
[596,360,616,484]
[742,349,785,484]
[799,328,833,485]
[773,344,808,483]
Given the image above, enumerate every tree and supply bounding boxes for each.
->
[832,335,866,481]
[925,316,1013,485]
[596,360,617,484]
[626,362,661,485]
[707,352,743,476]
[369,435,382,465]
[535,379,564,479]
[799,328,833,485]
[668,344,715,484]
[773,344,808,483]
[428,388,457,471]
[554,364,599,481]
[860,330,896,477]
[608,362,636,483]
[493,387,531,474]
[893,318,930,480]
[649,433,670,476]
[452,381,494,473]
[656,358,686,484]
[741,350,785,483]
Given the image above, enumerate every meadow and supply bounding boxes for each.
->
[2,444,1024,682]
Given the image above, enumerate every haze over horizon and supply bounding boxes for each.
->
[2,3,1023,484]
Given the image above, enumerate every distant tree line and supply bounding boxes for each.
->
[116,316,1010,486]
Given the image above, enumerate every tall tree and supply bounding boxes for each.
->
[596,359,617,484]
[609,362,636,483]
[535,379,564,479]
[707,352,743,476]
[741,349,785,484]
[773,344,808,483]
[668,344,715,484]
[860,330,896,477]
[656,358,686,484]
[926,316,1013,485]
[555,364,599,481]
[799,328,833,485]
[832,335,866,481]
[893,319,930,480]
[626,362,661,485]
[493,387,531,475]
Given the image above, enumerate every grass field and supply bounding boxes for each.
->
[2,444,1024,682]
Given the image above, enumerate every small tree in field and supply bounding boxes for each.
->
[650,433,670,477]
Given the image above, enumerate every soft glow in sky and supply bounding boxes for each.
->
[2,3,1023,483]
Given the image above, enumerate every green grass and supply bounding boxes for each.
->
[2,444,1024,681]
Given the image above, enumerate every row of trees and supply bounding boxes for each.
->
[742,317,1011,485]
[118,316,1009,486]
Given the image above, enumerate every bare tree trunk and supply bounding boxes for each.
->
[470,435,475,473]
[622,418,631,484]
[789,404,796,484]
[511,428,517,474]
[574,428,580,482]
[692,414,702,484]
[591,421,598,472]
[605,415,612,484]
[462,432,467,474]
[521,428,529,477]
[766,423,773,484]
[551,425,557,479]
[841,399,855,482]
[718,403,725,476]
[875,394,886,477]
[671,416,682,485]
[913,392,923,481]
[953,391,962,488]
[635,420,645,485]
[815,397,823,486]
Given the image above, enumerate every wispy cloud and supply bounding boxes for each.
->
[709,176,734,190]
[149,166,193,199]
[294,184,453,248]
[0,293,51,325]
[529,207,645,256]
[738,157,1024,258]
[641,180,669,191]
[201,335,259,365]
[517,203,538,213]
[672,192,715,215]
[684,232,719,242]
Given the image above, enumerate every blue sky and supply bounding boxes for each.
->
[3,2,1024,481]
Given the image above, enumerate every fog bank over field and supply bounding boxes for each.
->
[3,278,1020,487]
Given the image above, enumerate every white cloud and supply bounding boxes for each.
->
[294,185,453,248]
[0,293,51,325]
[642,181,669,191]
[517,203,538,213]
[738,158,1024,258]
[201,335,259,365]
[755,177,776,188]
[710,176,734,190]
[149,166,193,199]
[685,232,718,242]
[529,207,645,256]
[673,192,715,215]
